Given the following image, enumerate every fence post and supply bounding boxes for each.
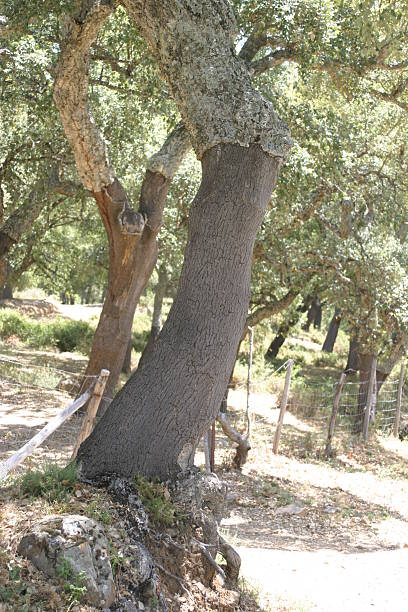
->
[325,372,346,458]
[72,369,110,459]
[203,431,211,473]
[273,359,293,454]
[246,326,254,438]
[210,421,216,472]
[0,389,93,481]
[362,357,377,441]
[393,362,406,438]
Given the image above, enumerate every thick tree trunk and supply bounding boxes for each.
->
[322,308,341,353]
[138,265,168,368]
[345,335,359,372]
[78,144,281,479]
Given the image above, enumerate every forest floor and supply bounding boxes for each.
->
[1,301,408,610]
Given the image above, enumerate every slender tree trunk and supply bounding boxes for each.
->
[345,335,359,372]
[265,297,310,359]
[80,174,171,405]
[303,297,320,331]
[53,7,191,405]
[266,313,299,360]
[322,308,341,353]
[138,265,168,368]
[356,352,376,433]
[266,330,287,360]
[121,337,132,375]
[78,144,282,479]
[313,298,322,329]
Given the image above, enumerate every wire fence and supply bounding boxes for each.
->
[0,357,109,480]
[286,370,408,443]
[0,354,94,397]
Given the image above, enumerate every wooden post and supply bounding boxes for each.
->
[246,326,254,438]
[362,357,377,441]
[0,389,92,480]
[324,372,346,458]
[71,369,109,459]
[393,363,405,437]
[273,359,293,454]
[210,421,216,472]
[204,431,211,473]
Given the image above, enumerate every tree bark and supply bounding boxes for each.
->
[241,290,297,341]
[76,0,291,479]
[322,308,341,353]
[53,5,191,405]
[314,298,322,330]
[356,352,377,433]
[78,144,282,479]
[1,264,13,299]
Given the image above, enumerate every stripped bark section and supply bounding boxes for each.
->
[54,2,191,401]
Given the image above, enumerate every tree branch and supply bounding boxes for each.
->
[53,1,118,192]
[242,290,298,340]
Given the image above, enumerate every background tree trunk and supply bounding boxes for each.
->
[302,297,321,331]
[78,144,281,479]
[138,265,168,369]
[265,297,310,359]
[121,337,133,375]
[322,308,341,353]
[345,335,359,372]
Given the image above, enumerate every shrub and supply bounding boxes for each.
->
[0,310,94,354]
[134,476,175,527]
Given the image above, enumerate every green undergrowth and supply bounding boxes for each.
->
[0,309,95,353]
[56,558,87,606]
[19,462,78,503]
[134,475,176,527]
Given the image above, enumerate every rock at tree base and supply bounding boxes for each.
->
[17,514,115,608]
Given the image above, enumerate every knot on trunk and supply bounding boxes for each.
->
[118,204,146,235]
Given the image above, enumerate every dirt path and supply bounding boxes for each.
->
[218,390,408,611]
[238,546,408,611]
[2,350,408,611]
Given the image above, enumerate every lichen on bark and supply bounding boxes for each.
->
[147,122,191,178]
[123,0,292,160]
[53,1,117,192]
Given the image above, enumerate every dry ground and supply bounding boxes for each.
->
[1,337,408,610]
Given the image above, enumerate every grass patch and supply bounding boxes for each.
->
[0,309,95,353]
[134,476,176,527]
[19,463,78,503]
